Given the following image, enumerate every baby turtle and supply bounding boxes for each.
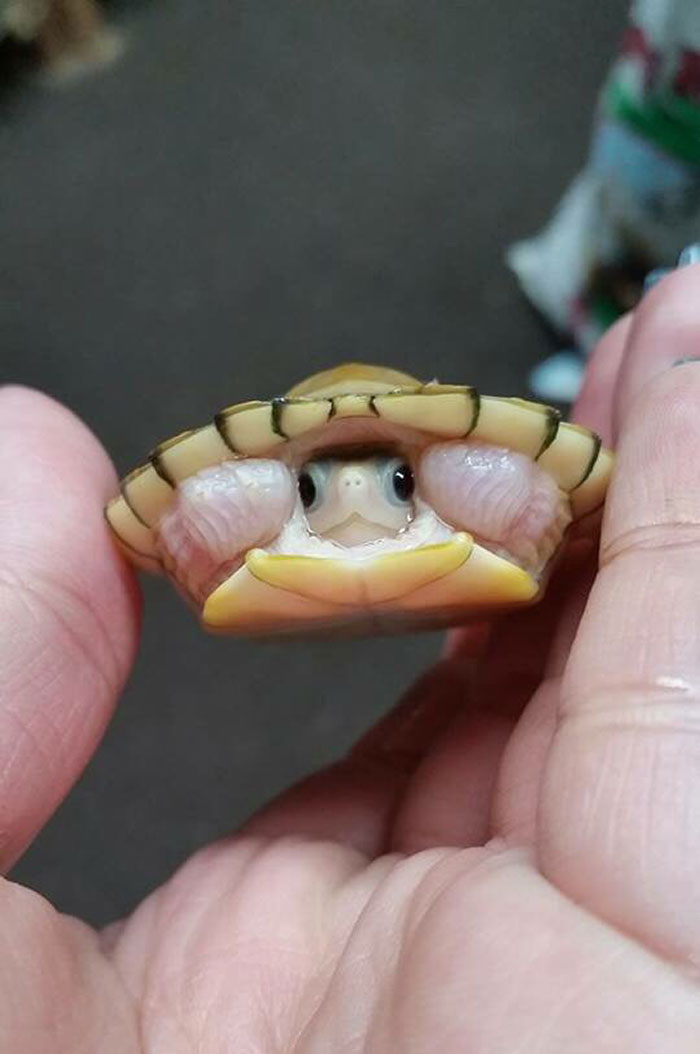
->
[105,363,613,637]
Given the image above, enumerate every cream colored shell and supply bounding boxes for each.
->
[105,363,613,573]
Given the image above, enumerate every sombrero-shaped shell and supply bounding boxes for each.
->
[105,363,613,636]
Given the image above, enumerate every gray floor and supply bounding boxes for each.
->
[1,0,627,925]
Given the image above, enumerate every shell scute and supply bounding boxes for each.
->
[373,387,478,437]
[215,400,286,456]
[152,423,232,485]
[121,463,173,527]
[275,397,333,439]
[331,393,377,418]
[105,496,160,569]
[569,447,614,518]
[537,423,601,492]
[472,396,558,460]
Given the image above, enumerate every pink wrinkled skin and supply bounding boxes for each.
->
[418,441,571,570]
[156,460,295,603]
[156,440,572,607]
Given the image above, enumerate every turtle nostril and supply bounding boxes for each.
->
[340,469,365,489]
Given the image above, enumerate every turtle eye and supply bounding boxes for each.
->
[298,472,316,508]
[381,458,415,505]
[298,461,326,512]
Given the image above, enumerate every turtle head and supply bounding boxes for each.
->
[298,451,415,545]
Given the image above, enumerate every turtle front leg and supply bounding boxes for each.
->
[418,441,572,575]
[155,460,296,606]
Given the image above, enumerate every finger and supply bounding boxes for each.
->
[388,705,512,852]
[242,658,471,856]
[613,265,700,437]
[538,263,700,963]
[573,312,632,446]
[383,657,509,853]
[492,312,633,845]
[0,387,140,871]
[492,550,597,845]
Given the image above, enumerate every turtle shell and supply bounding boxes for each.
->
[105,363,613,637]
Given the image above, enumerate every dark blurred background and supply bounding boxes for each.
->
[2,0,627,925]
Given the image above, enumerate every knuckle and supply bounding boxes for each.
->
[560,680,700,736]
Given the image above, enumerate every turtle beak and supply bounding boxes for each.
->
[201,534,539,632]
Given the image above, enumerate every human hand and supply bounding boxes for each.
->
[3,266,700,1052]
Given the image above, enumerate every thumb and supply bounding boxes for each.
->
[0,387,140,871]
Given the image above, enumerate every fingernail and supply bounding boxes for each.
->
[672,356,700,367]
[643,268,671,294]
[642,245,700,296]
[678,244,700,267]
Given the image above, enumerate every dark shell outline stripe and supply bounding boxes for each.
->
[270,397,288,438]
[149,451,177,488]
[534,407,561,460]
[149,427,198,487]
[466,388,480,436]
[213,410,240,454]
[119,470,151,528]
[570,432,602,492]
[214,399,279,454]
[103,505,161,564]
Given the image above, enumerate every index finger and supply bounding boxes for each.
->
[0,387,140,872]
[538,264,700,964]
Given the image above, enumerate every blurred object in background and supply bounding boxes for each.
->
[509,0,700,402]
[2,0,122,81]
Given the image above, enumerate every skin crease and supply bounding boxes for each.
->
[2,268,700,1051]
[418,442,570,570]
[156,459,296,603]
